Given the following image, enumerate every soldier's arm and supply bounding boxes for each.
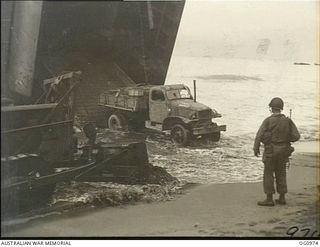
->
[289,118,300,142]
[253,118,268,154]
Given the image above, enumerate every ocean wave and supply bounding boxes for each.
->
[195,74,263,81]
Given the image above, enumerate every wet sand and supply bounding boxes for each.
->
[3,149,319,238]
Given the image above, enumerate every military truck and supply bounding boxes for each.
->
[98,84,226,146]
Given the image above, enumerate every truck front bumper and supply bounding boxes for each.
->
[192,124,226,136]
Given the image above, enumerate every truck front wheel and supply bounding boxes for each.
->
[108,113,128,131]
[171,124,190,146]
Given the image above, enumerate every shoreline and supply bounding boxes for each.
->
[294,141,319,154]
[3,149,319,238]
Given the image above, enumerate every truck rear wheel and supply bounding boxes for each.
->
[108,113,128,131]
[171,124,190,146]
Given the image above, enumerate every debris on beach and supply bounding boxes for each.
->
[51,180,181,208]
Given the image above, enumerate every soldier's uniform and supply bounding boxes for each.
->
[254,98,300,206]
[82,123,97,161]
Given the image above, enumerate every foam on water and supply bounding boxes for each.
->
[147,134,262,184]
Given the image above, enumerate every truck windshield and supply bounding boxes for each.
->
[166,89,191,100]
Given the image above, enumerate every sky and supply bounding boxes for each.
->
[174,0,319,62]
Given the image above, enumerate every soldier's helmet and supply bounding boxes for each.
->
[269,97,284,110]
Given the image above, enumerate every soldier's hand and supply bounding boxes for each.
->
[254,150,260,157]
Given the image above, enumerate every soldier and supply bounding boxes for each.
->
[253,97,300,206]
[82,123,97,161]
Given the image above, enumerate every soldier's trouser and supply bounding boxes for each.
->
[263,155,288,194]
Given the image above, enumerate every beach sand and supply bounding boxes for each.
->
[3,150,319,238]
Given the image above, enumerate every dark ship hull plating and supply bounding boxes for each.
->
[1,1,185,121]
[1,1,185,218]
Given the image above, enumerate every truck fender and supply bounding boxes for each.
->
[162,117,191,131]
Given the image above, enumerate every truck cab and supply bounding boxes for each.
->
[147,84,225,145]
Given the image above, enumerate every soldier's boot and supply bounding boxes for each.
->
[275,194,286,205]
[257,194,275,207]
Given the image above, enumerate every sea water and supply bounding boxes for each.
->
[156,56,320,184]
[50,57,318,208]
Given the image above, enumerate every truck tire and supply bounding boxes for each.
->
[108,113,128,131]
[171,124,190,146]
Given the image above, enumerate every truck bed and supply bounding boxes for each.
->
[99,87,150,112]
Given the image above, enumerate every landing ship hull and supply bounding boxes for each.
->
[1,1,184,218]
[1,1,185,121]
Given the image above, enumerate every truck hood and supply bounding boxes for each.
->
[170,99,210,111]
[169,99,213,119]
